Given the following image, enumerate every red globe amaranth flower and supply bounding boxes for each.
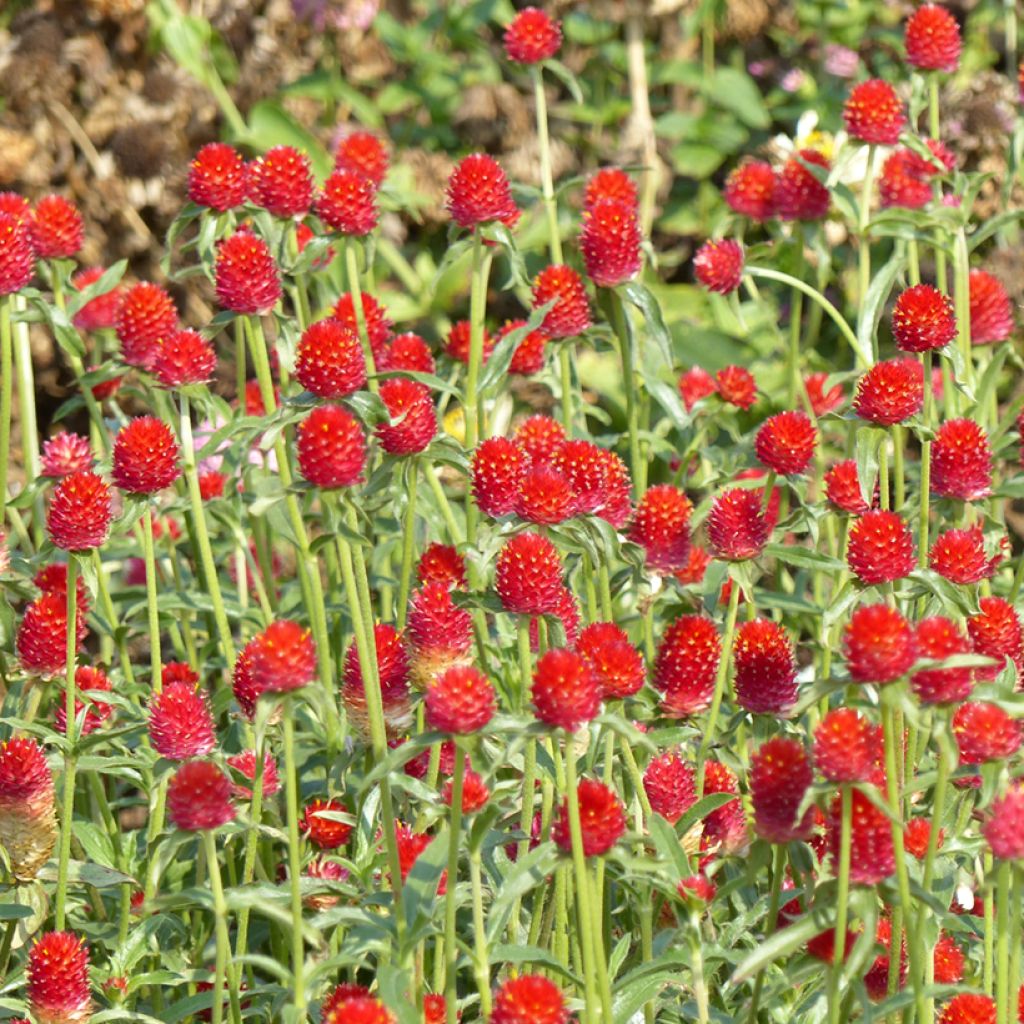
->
[90,370,123,402]
[934,936,965,985]
[843,79,907,145]
[247,620,316,695]
[501,319,548,376]
[333,292,393,360]
[715,365,757,409]
[296,405,366,489]
[579,198,642,287]
[968,269,1013,345]
[892,284,957,352]
[593,447,633,528]
[70,266,124,331]
[495,532,563,615]
[829,786,895,885]
[694,239,744,294]
[755,410,817,474]
[491,975,568,1024]
[905,818,943,860]
[514,414,567,465]
[324,996,396,1024]
[250,146,313,218]
[930,419,992,500]
[953,701,1022,764]
[0,212,33,295]
[425,665,495,734]
[334,131,389,188]
[775,149,830,221]
[906,4,962,72]
[188,143,247,211]
[724,160,775,221]
[938,994,996,1024]
[629,484,692,572]
[532,264,591,337]
[675,544,712,585]
[148,681,216,760]
[750,737,814,843]
[215,231,282,315]
[226,750,280,800]
[515,463,575,524]
[530,586,580,652]
[930,526,1003,585]
[47,471,112,551]
[653,615,721,717]
[112,416,181,494]
[418,544,467,589]
[376,378,437,455]
[443,320,492,366]
[814,708,879,782]
[116,282,177,370]
[381,332,436,375]
[679,366,717,411]
[153,328,216,387]
[392,822,446,892]
[317,170,378,236]
[983,786,1024,859]
[733,618,798,715]
[504,7,562,64]
[295,318,367,398]
[847,510,915,584]
[446,153,519,230]
[708,487,771,561]
[34,563,90,615]
[55,666,113,737]
[584,168,638,211]
[826,460,873,515]
[804,372,845,416]
[26,931,91,1024]
[406,581,473,686]
[552,779,626,857]
[844,603,916,684]
[879,148,933,209]
[30,195,83,259]
[854,358,924,425]
[443,766,490,813]
[577,622,645,699]
[968,596,1024,680]
[552,439,611,515]
[0,736,57,882]
[162,662,198,686]
[701,761,747,853]
[471,437,527,518]
[531,648,600,731]
[912,616,975,704]
[167,760,235,831]
[198,471,226,500]
[301,797,352,849]
[643,751,696,824]
[342,623,413,740]
[17,592,86,679]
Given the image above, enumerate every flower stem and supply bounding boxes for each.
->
[444,744,466,1024]
[141,506,164,691]
[918,350,934,567]
[12,294,41,541]
[55,554,79,931]
[827,785,853,1024]
[996,857,1012,1024]
[952,227,974,403]
[608,289,644,496]
[788,230,805,407]
[396,457,419,631]
[0,294,12,528]
[343,238,378,389]
[857,144,877,356]
[747,844,786,1024]
[464,231,492,540]
[233,727,266,979]
[203,829,243,1024]
[468,846,492,1018]
[282,707,307,1018]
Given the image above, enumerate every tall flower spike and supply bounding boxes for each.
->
[531,648,601,731]
[188,143,248,211]
[495,532,563,615]
[246,620,317,695]
[376,378,437,455]
[317,169,379,236]
[249,145,314,218]
[17,592,86,680]
[154,328,217,388]
[750,737,815,843]
[846,510,915,584]
[116,281,177,370]
[892,284,956,352]
[733,618,798,715]
[532,264,591,337]
[296,405,366,489]
[968,269,1013,345]
[814,708,879,783]
[708,487,770,561]
[471,437,527,518]
[628,484,692,573]
[844,603,916,684]
[930,419,992,501]
[29,195,84,259]
[643,751,696,825]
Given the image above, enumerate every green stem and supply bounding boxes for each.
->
[858,146,877,356]
[12,296,41,541]
[142,507,163,690]
[747,844,786,1024]
[952,227,974,402]
[788,231,805,407]
[282,709,307,1017]
[344,239,378,389]
[396,458,419,631]
[608,290,644,496]
[893,425,905,511]
[464,232,491,536]
[997,858,1012,1024]
[444,745,466,1024]
[204,830,243,1024]
[92,550,135,686]
[55,554,79,930]
[919,351,933,568]
[827,785,853,1024]
[0,295,12,528]
[233,729,266,977]
[469,847,492,1018]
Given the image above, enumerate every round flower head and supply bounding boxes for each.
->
[912,616,975,704]
[323,995,396,1024]
[112,416,180,494]
[694,239,744,294]
[643,751,696,825]
[938,994,996,1024]
[381,332,436,375]
[968,269,1013,345]
[679,366,717,411]
[317,170,378,236]
[0,735,57,881]
[167,761,236,831]
[55,666,113,737]
[828,786,895,885]
[905,4,962,73]
[716,365,757,409]
[333,291,393,361]
[530,586,580,651]
[550,439,613,515]
[187,143,247,212]
[407,581,473,686]
[491,974,568,1024]
[471,437,527,518]
[844,603,916,683]
[425,665,495,734]
[775,149,831,221]
[250,145,313,218]
[295,318,367,398]
[930,525,1002,584]
[532,264,591,338]
[70,266,124,331]
[814,708,879,782]
[826,459,873,515]
[376,378,437,455]
[153,328,216,388]
[296,404,366,489]
[854,357,924,425]
[708,487,771,561]
[843,79,907,145]
[930,419,992,501]
[733,618,798,715]
[29,195,84,259]
[953,701,1022,764]
[446,153,519,230]
[148,681,217,760]
[0,212,34,295]
[513,414,567,465]
[629,484,692,573]
[501,319,549,376]
[551,778,626,857]
[17,592,86,679]
[577,621,645,699]
[444,767,489,813]
[847,510,915,584]
[967,596,1023,680]
[342,624,414,740]
[116,282,177,370]
[444,320,492,366]
[653,614,721,716]
[755,410,817,474]
[26,931,91,1024]
[418,543,467,589]
[804,372,845,416]
[504,7,562,64]
[301,797,352,849]
[531,647,600,731]
[592,447,633,528]
[750,737,815,843]
[579,198,642,287]
[495,532,563,615]
[334,131,389,188]
[215,231,282,315]
[47,471,112,551]
[892,284,957,352]
[247,620,316,695]
[583,168,638,211]
[724,160,775,221]
[226,749,280,800]
[515,463,575,524]
[879,147,934,209]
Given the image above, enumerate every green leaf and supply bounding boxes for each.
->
[647,813,690,878]
[479,300,554,393]
[620,281,673,372]
[543,59,584,104]
[855,252,905,367]
[489,943,579,982]
[244,101,332,180]
[855,427,884,510]
[731,906,835,983]
[486,843,560,942]
[711,67,770,129]
[66,260,128,317]
[763,544,845,573]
